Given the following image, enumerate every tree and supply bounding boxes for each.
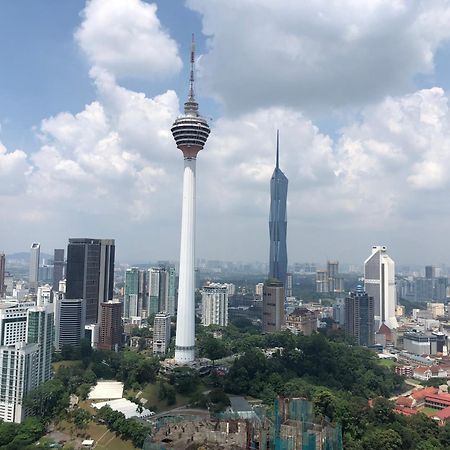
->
[313,389,337,421]
[416,438,443,450]
[370,397,396,425]
[77,383,92,400]
[72,408,91,431]
[199,336,228,364]
[24,379,69,421]
[362,429,402,450]
[166,385,176,405]
[0,422,19,446]
[170,367,199,394]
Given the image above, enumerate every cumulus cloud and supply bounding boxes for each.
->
[188,0,450,113]
[75,0,182,79]
[0,142,31,195]
[28,81,179,220]
[335,87,450,222]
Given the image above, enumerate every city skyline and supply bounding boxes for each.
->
[2,1,450,264]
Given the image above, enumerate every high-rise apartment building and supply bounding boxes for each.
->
[262,280,285,333]
[29,242,40,293]
[224,283,236,296]
[36,284,52,307]
[54,295,85,350]
[0,300,51,423]
[414,276,448,302]
[327,260,338,279]
[0,342,39,423]
[153,313,171,355]
[171,36,210,363]
[327,260,342,292]
[0,301,36,345]
[147,267,177,317]
[425,265,436,279]
[66,238,115,324]
[124,268,146,318]
[316,269,329,293]
[286,273,293,297]
[194,268,201,290]
[364,246,398,330]
[201,283,228,327]
[268,131,288,287]
[166,267,176,316]
[255,282,264,297]
[344,287,375,346]
[52,248,65,291]
[0,252,5,298]
[148,267,163,315]
[98,301,122,351]
[26,305,53,383]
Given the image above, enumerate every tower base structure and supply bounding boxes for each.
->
[174,157,197,364]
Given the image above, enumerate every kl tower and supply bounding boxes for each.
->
[171,35,210,363]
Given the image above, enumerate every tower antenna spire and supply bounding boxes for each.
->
[189,33,195,101]
[276,129,280,169]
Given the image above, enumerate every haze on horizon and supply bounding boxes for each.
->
[2,0,450,267]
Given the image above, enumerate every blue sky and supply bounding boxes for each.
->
[2,0,450,266]
[0,1,209,151]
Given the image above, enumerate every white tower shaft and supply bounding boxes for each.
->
[175,158,196,362]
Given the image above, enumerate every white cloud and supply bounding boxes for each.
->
[75,0,182,79]
[188,0,450,113]
[335,87,450,222]
[25,76,179,221]
[0,142,31,195]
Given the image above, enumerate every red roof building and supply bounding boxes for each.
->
[395,396,415,408]
[431,406,450,426]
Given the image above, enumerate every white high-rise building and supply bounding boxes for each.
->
[364,246,398,330]
[224,283,236,296]
[36,284,52,307]
[0,342,39,423]
[255,282,264,297]
[0,300,52,423]
[201,283,228,327]
[153,313,171,355]
[171,36,210,363]
[0,301,36,346]
[29,242,40,293]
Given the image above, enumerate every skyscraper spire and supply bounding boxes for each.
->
[276,129,280,169]
[184,34,199,116]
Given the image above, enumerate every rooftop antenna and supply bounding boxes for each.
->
[276,129,280,169]
[189,33,195,101]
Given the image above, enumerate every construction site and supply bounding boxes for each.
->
[143,397,343,450]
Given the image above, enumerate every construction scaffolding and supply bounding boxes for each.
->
[142,397,343,450]
[270,397,343,450]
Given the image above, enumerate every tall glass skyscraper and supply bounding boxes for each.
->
[269,131,288,286]
[66,238,115,324]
